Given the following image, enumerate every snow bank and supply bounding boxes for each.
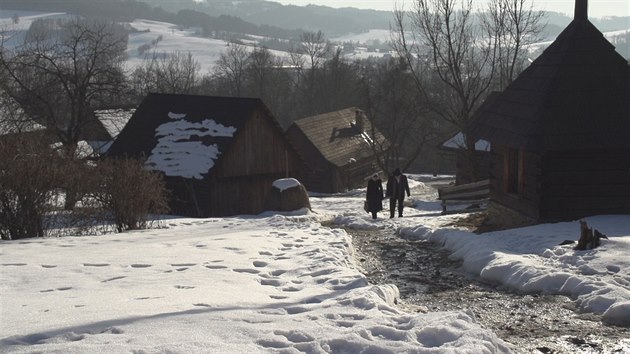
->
[399,215,630,326]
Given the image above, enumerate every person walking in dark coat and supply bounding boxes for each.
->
[366,173,383,220]
[386,168,410,218]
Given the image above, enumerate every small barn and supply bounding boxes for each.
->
[84,109,135,155]
[286,108,387,193]
[439,131,490,185]
[467,0,630,224]
[440,92,498,185]
[107,93,303,217]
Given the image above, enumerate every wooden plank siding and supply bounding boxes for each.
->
[489,145,542,219]
[216,112,301,178]
[539,149,630,220]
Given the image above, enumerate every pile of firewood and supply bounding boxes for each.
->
[574,220,608,250]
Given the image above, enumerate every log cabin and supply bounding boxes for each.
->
[467,0,630,224]
[286,107,387,193]
[107,93,303,217]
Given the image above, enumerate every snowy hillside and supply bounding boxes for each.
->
[0,11,294,73]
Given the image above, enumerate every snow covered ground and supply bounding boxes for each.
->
[1,176,628,353]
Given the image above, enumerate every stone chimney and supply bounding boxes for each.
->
[355,109,365,132]
[575,0,588,21]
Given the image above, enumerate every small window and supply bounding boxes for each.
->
[505,148,521,194]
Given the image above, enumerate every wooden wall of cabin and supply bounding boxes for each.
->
[285,126,338,193]
[165,174,291,217]
[164,178,211,217]
[455,150,491,185]
[218,112,302,179]
[208,175,284,216]
[539,149,630,220]
[342,157,380,192]
[488,145,542,220]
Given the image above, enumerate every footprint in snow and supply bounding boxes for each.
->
[130,264,152,268]
[233,268,260,274]
[260,279,284,286]
[174,285,195,289]
[282,286,301,292]
[101,276,126,283]
[205,265,228,269]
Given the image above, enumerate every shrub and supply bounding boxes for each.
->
[94,158,169,232]
[0,134,63,239]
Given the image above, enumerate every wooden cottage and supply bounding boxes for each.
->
[286,108,387,193]
[85,109,135,155]
[467,0,630,224]
[440,92,499,185]
[107,93,303,217]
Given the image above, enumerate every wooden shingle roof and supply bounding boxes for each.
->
[468,2,630,151]
[291,107,386,167]
[107,93,283,179]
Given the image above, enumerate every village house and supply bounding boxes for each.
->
[286,107,387,193]
[107,93,303,217]
[84,108,135,155]
[467,0,630,224]
[439,92,500,185]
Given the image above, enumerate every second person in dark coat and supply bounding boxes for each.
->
[386,168,410,218]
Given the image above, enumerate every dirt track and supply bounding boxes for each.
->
[344,179,630,354]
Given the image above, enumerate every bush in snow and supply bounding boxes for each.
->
[0,134,64,239]
[93,158,169,232]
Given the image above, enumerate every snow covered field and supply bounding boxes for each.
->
[2,10,629,73]
[1,176,628,353]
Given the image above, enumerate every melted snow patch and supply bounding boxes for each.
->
[146,112,236,179]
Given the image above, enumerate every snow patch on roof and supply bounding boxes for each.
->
[145,112,237,179]
[442,132,490,151]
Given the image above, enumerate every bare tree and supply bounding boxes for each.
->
[393,0,497,132]
[360,58,441,174]
[289,30,332,117]
[129,51,200,96]
[0,17,128,208]
[214,41,249,97]
[298,30,331,71]
[393,0,542,181]
[482,0,545,89]
[0,17,128,159]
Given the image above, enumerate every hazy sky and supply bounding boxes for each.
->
[273,0,630,18]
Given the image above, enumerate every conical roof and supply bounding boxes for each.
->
[468,1,630,151]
